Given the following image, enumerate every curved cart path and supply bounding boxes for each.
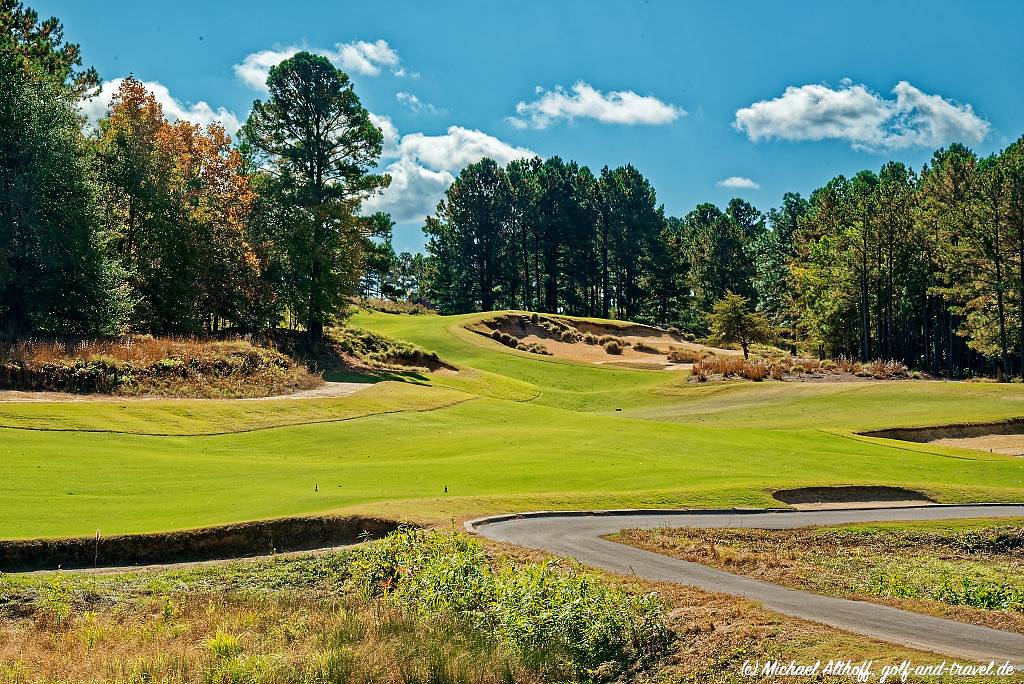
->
[468,505,1024,664]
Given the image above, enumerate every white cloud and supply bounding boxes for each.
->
[364,123,536,223]
[397,126,535,170]
[369,112,400,159]
[80,77,242,134]
[733,79,989,151]
[396,91,440,114]
[508,81,684,129]
[233,47,300,90]
[363,157,455,222]
[717,176,760,190]
[235,39,403,90]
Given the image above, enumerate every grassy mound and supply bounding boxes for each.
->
[0,337,320,398]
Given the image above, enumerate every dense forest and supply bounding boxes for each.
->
[412,143,1024,379]
[3,2,1024,378]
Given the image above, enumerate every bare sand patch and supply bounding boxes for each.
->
[931,434,1024,456]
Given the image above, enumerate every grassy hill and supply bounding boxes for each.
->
[3,309,1024,539]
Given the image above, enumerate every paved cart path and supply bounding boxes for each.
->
[469,505,1024,664]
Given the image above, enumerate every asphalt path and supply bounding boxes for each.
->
[468,505,1024,664]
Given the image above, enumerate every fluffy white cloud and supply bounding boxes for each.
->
[733,79,989,151]
[717,176,760,189]
[508,81,684,129]
[397,126,535,170]
[233,47,300,90]
[363,157,455,222]
[80,77,242,133]
[368,113,400,158]
[235,39,402,90]
[364,122,536,223]
[396,91,440,114]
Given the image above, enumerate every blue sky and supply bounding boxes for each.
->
[43,0,1024,252]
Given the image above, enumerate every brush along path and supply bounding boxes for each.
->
[469,505,1024,664]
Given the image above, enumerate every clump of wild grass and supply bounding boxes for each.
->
[666,347,708,364]
[348,529,672,681]
[603,339,623,355]
[331,327,445,370]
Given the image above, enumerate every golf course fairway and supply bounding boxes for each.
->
[3,310,1024,539]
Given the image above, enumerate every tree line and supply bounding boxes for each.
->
[5,2,1024,378]
[418,145,1024,378]
[1,2,388,340]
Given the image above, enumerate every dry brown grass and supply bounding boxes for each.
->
[0,593,540,684]
[0,337,321,398]
[692,356,769,381]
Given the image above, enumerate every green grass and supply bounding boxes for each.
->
[4,309,1024,539]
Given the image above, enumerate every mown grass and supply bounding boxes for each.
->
[0,381,469,435]
[2,310,1024,537]
[4,396,1024,538]
[614,518,1024,634]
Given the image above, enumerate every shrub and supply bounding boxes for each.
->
[530,312,540,325]
[526,343,551,355]
[667,327,680,336]
[347,529,672,679]
[633,342,658,354]
[582,332,599,345]
[560,329,580,343]
[603,340,623,355]
[683,332,697,342]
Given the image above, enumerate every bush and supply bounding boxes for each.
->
[667,327,680,336]
[347,529,672,679]
[633,342,658,354]
[603,340,623,355]
[582,332,599,345]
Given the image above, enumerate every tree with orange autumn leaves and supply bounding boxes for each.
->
[96,77,261,333]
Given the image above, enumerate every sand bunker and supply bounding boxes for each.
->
[467,313,734,369]
[773,486,934,510]
[863,420,1024,457]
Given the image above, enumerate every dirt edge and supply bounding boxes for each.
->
[0,515,403,572]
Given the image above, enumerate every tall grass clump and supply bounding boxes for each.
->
[347,529,672,681]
